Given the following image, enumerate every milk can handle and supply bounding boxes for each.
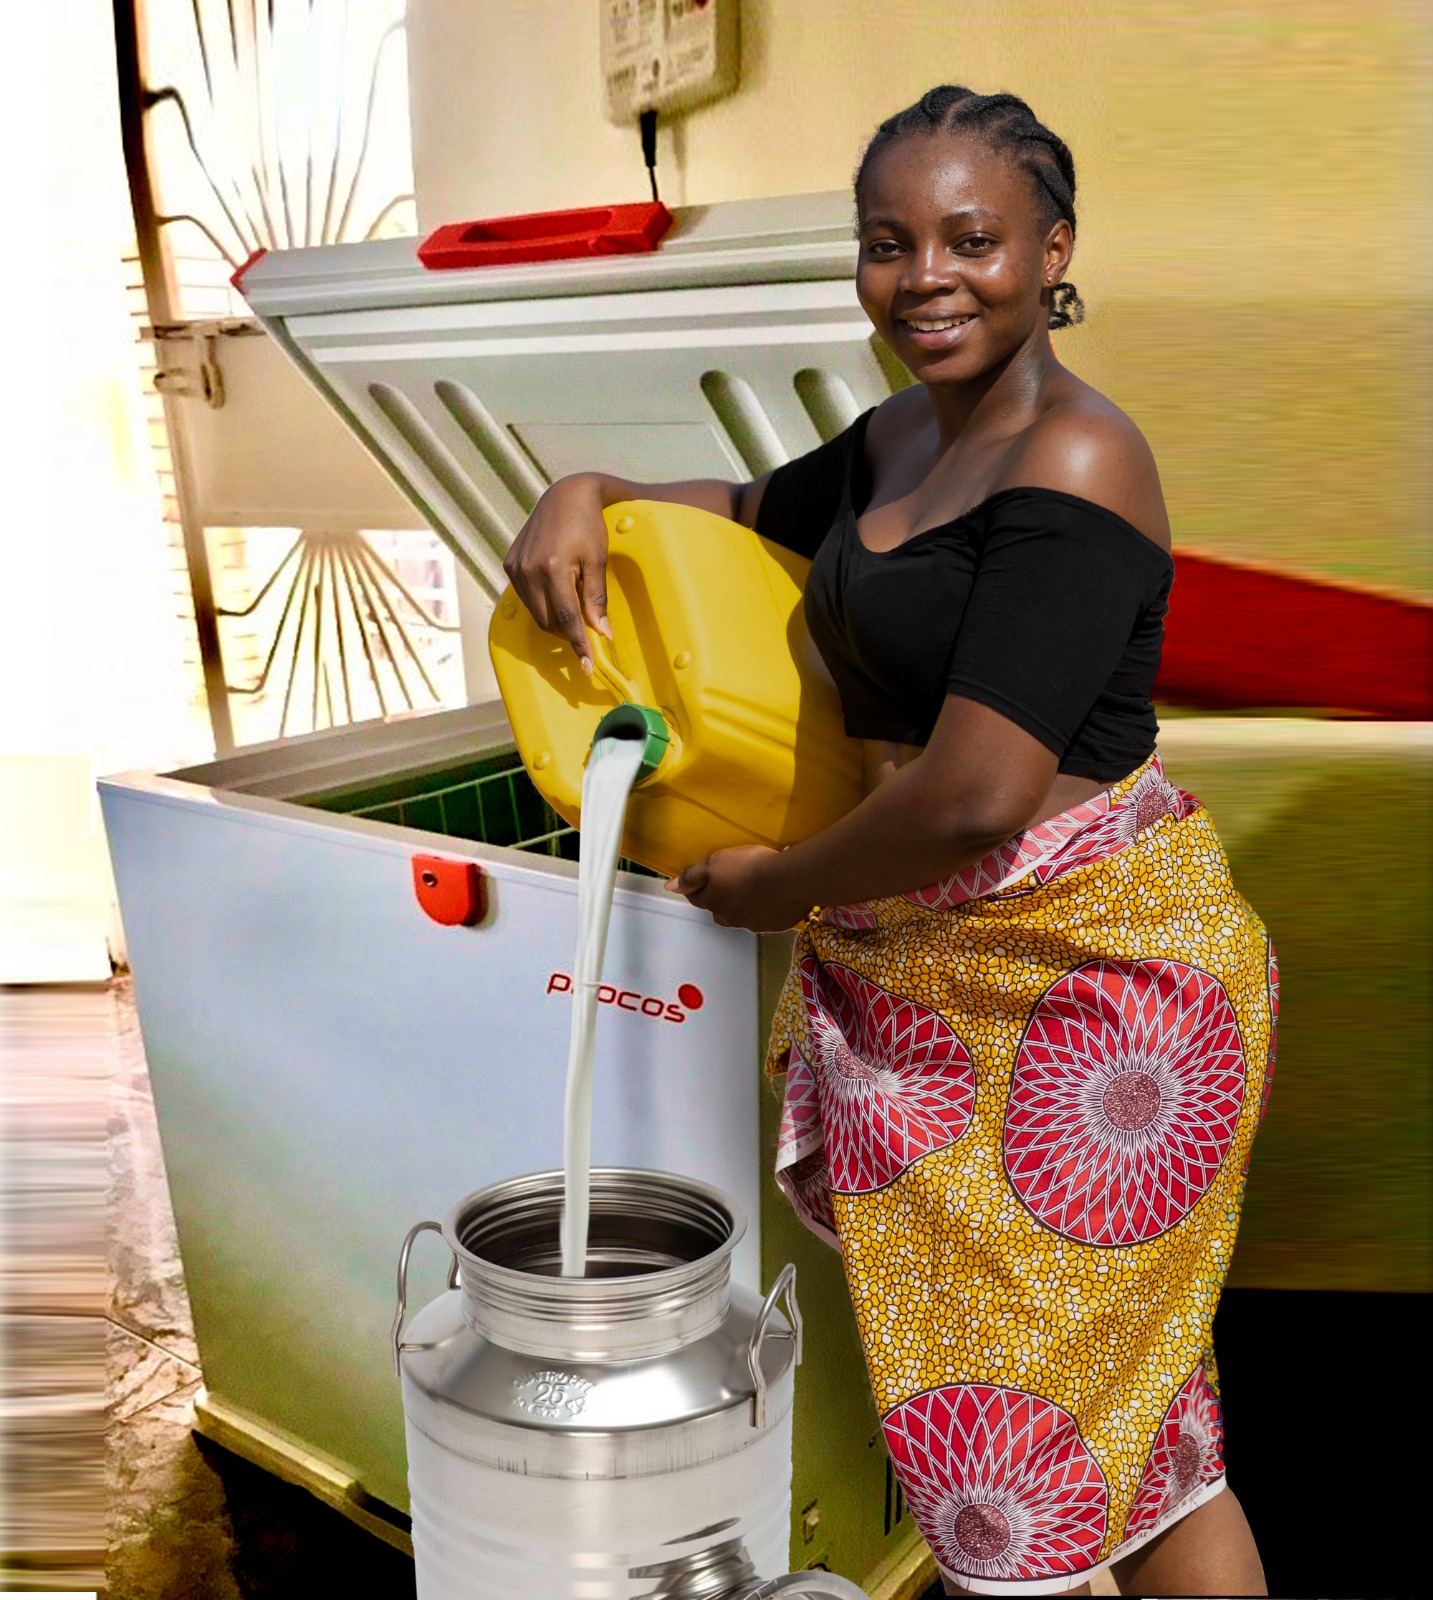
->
[391,1220,459,1377]
[747,1263,802,1428]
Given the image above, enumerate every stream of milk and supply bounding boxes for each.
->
[560,731,648,1276]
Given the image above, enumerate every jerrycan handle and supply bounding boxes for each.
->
[588,632,642,705]
[588,630,672,781]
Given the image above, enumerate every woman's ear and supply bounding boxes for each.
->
[1042,217,1075,288]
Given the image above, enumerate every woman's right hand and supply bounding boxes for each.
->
[502,474,613,674]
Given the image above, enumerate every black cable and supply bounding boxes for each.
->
[639,107,659,202]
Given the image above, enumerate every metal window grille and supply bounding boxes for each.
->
[117,0,448,754]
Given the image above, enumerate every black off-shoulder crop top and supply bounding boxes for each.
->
[753,408,1175,783]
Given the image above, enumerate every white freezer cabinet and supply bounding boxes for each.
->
[100,702,764,1518]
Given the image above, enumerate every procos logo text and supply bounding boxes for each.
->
[545,974,705,1026]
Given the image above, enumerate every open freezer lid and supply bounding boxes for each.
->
[235,192,900,599]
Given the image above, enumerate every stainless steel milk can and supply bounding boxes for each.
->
[393,1168,802,1600]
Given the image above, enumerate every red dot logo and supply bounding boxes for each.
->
[677,983,704,1011]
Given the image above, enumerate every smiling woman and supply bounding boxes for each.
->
[503,83,1275,1600]
[854,86,1086,354]
[752,88,1267,1600]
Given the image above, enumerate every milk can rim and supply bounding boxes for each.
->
[440,1166,748,1290]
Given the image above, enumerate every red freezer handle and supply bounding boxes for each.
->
[417,201,672,270]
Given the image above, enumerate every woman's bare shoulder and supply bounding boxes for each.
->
[864,383,935,456]
[1006,390,1171,552]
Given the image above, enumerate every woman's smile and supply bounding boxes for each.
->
[897,311,980,350]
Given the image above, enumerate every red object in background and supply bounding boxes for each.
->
[1156,552,1433,719]
[230,247,268,291]
[412,856,486,926]
[418,202,672,270]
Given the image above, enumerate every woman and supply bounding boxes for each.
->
[506,87,1273,1599]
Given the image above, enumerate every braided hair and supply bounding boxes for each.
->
[854,87,1086,330]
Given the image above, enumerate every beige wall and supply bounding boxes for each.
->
[409,0,1428,298]
[408,0,1432,595]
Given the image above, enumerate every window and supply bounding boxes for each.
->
[121,1,468,751]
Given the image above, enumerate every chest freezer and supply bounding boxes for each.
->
[101,706,757,1495]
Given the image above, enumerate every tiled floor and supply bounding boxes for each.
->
[1,982,107,1592]
[103,971,231,1600]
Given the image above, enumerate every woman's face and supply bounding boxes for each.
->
[855,132,1072,387]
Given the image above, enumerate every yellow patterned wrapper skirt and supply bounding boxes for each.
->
[766,753,1278,1594]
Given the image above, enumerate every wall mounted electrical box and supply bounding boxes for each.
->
[601,0,738,123]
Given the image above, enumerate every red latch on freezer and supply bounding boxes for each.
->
[417,202,672,270]
[412,856,486,926]
[230,247,269,291]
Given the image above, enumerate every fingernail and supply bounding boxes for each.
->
[580,655,593,675]
[598,617,613,639]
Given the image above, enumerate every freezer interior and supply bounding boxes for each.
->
[297,737,659,875]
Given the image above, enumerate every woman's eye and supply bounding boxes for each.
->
[962,235,995,251]
[866,239,902,257]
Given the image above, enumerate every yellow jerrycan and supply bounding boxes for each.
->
[488,501,863,880]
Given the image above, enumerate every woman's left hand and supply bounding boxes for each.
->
[664,846,806,932]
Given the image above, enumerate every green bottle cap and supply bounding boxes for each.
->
[591,702,670,782]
